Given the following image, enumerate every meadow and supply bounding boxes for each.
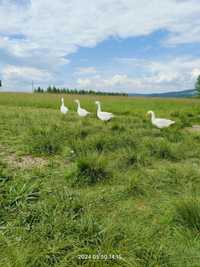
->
[1,92,200,267]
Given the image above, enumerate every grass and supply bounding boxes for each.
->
[174,198,200,231]
[1,92,200,266]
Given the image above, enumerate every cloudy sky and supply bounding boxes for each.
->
[0,0,200,93]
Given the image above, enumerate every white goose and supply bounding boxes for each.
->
[75,99,90,117]
[147,111,175,129]
[95,101,114,121]
[60,97,68,114]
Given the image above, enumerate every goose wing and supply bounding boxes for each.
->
[79,107,90,116]
[100,111,114,120]
[61,105,68,114]
[154,118,175,128]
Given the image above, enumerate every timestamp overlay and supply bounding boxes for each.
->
[77,254,123,261]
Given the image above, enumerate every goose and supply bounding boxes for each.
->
[75,99,90,117]
[147,111,175,129]
[95,101,114,121]
[60,97,68,114]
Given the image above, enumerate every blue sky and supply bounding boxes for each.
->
[0,0,200,93]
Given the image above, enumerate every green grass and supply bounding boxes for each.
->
[1,92,200,266]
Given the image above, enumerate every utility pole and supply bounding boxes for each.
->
[32,80,34,92]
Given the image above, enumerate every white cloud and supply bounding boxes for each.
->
[1,65,53,91]
[191,68,200,79]
[1,1,200,59]
[2,65,52,82]
[103,74,142,87]
[77,78,92,87]
[75,67,97,75]
[0,0,200,91]
[76,57,200,93]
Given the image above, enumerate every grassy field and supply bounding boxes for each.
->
[1,93,200,267]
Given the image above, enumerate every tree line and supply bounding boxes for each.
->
[34,86,128,96]
[195,75,200,96]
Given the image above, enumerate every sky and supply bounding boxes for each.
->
[0,0,200,93]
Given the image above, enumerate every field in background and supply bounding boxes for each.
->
[0,92,199,112]
[1,93,200,266]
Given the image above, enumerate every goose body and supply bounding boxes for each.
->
[147,111,175,129]
[60,97,68,114]
[95,101,114,121]
[75,99,90,117]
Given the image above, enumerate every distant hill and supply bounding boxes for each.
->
[129,89,196,98]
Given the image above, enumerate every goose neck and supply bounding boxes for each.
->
[151,112,155,121]
[77,101,80,108]
[97,103,101,112]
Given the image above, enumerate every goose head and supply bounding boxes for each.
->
[74,99,80,104]
[147,111,155,119]
[147,110,154,115]
[61,97,64,104]
[95,101,101,109]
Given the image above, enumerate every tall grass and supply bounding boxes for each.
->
[175,198,200,231]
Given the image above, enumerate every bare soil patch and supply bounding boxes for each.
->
[185,125,200,133]
[0,144,47,169]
